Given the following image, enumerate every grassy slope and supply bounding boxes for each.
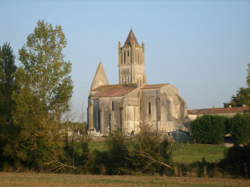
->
[89,141,228,164]
[172,143,228,164]
[0,172,249,187]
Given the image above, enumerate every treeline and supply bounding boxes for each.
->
[190,114,250,145]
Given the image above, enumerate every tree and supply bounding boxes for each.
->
[0,43,17,125]
[3,20,73,170]
[0,43,17,170]
[191,115,225,144]
[247,63,250,88]
[130,125,173,175]
[231,114,250,145]
[225,63,250,108]
[225,87,250,107]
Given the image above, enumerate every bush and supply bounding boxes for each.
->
[231,114,250,145]
[219,145,250,178]
[191,115,226,144]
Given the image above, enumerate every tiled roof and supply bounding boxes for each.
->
[188,107,250,115]
[142,84,169,89]
[124,29,139,46]
[91,84,137,97]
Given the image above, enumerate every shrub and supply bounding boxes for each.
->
[219,145,250,178]
[191,115,225,144]
[231,114,250,145]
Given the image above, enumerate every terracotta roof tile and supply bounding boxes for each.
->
[91,84,137,97]
[142,84,169,89]
[188,107,250,115]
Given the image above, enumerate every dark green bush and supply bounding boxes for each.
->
[231,114,250,145]
[191,115,226,144]
[219,145,250,178]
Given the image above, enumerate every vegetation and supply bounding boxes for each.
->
[230,114,250,145]
[0,20,73,171]
[172,143,228,164]
[190,115,226,144]
[225,63,250,107]
[1,172,250,187]
[0,20,249,179]
[220,144,250,178]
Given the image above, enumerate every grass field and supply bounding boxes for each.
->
[89,141,228,164]
[0,172,249,187]
[172,143,228,163]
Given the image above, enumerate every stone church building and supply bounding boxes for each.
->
[87,30,188,136]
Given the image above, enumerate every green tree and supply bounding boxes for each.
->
[231,114,250,145]
[130,126,173,175]
[0,43,17,170]
[247,63,250,88]
[225,64,250,107]
[225,87,250,107]
[0,43,17,125]
[3,20,73,171]
[191,115,225,144]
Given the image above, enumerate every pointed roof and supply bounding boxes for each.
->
[124,29,139,46]
[90,63,109,90]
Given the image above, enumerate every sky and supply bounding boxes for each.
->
[0,0,250,120]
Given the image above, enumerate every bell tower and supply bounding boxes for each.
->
[118,29,147,87]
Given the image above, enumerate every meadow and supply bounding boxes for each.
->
[89,141,228,164]
[0,172,250,187]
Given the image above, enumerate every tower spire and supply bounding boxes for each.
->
[118,30,146,87]
[124,29,139,46]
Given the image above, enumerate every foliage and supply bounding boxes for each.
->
[0,43,17,170]
[0,42,17,126]
[129,126,173,175]
[225,87,250,107]
[2,20,73,171]
[191,115,225,144]
[225,63,250,107]
[230,114,250,145]
[89,131,131,175]
[220,144,250,178]
[248,63,250,88]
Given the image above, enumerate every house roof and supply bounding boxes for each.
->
[142,84,169,89]
[91,84,137,97]
[124,29,139,46]
[188,107,250,115]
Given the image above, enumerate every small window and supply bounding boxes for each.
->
[124,52,126,63]
[148,102,151,115]
[112,101,115,111]
[127,51,129,56]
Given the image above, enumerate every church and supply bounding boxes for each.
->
[87,30,188,136]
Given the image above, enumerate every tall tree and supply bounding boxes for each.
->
[0,43,17,170]
[0,43,17,125]
[247,63,250,88]
[4,20,73,170]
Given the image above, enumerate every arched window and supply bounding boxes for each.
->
[148,102,151,115]
[112,101,115,111]
[124,51,126,63]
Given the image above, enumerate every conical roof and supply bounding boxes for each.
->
[90,63,109,90]
[124,29,139,46]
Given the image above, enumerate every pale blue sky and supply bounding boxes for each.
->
[1,0,250,119]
